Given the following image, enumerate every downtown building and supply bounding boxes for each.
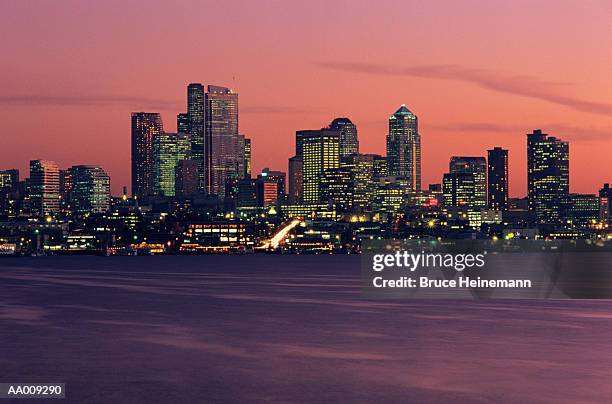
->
[487,147,508,211]
[186,83,205,190]
[205,85,241,196]
[443,156,487,209]
[527,129,569,224]
[329,117,359,158]
[131,112,163,199]
[153,132,191,197]
[386,105,421,192]
[69,165,111,215]
[29,160,60,217]
[296,129,340,203]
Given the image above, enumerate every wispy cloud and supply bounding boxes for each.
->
[318,62,612,116]
[0,95,180,110]
[427,121,611,142]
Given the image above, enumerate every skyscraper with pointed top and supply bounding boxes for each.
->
[386,105,421,191]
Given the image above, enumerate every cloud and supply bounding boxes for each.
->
[318,62,612,116]
[427,121,611,142]
[0,95,180,110]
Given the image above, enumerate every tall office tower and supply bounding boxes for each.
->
[153,132,191,197]
[527,129,569,223]
[243,137,252,178]
[131,112,163,198]
[386,105,421,191]
[205,85,239,196]
[288,155,303,204]
[70,165,110,215]
[320,167,353,211]
[487,147,509,211]
[236,179,257,207]
[342,154,377,211]
[187,83,205,190]
[177,113,189,134]
[449,156,487,209]
[59,169,73,214]
[175,160,199,198]
[29,160,60,217]
[373,154,388,181]
[329,117,359,157]
[236,134,250,179]
[298,130,340,203]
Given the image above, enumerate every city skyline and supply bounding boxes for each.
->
[1,1,611,196]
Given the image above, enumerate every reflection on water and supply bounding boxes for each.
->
[1,256,611,403]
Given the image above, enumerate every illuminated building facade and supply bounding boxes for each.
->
[70,165,110,215]
[561,193,599,228]
[257,168,286,207]
[527,130,569,223]
[131,112,163,198]
[299,129,340,203]
[29,159,60,217]
[386,105,421,191]
[153,132,191,196]
[320,167,353,211]
[487,147,508,211]
[186,83,205,190]
[205,85,240,196]
[329,117,359,157]
[448,156,487,209]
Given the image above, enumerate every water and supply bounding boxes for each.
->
[1,256,611,403]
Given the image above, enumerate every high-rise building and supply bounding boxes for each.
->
[320,167,353,211]
[29,160,60,217]
[598,184,612,225]
[299,130,340,203]
[187,83,205,190]
[256,169,286,207]
[386,105,421,191]
[329,117,358,157]
[442,157,486,214]
[527,129,569,223]
[288,155,303,204]
[256,168,286,207]
[448,156,487,209]
[236,179,257,208]
[131,112,163,198]
[341,154,380,212]
[153,132,191,197]
[243,137,251,178]
[177,112,189,134]
[205,85,239,196]
[70,165,110,215]
[175,160,199,198]
[487,147,509,211]
[237,134,251,179]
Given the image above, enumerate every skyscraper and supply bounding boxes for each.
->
[442,157,486,212]
[131,112,163,198]
[29,160,60,217]
[320,167,353,211]
[341,153,380,212]
[288,155,303,204]
[527,129,569,223]
[487,147,509,211]
[299,129,340,203]
[256,169,286,207]
[187,83,205,190]
[153,132,191,196]
[329,117,358,157]
[386,105,421,191]
[236,134,251,179]
[70,165,110,215]
[205,85,239,196]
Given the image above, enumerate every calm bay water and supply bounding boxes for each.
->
[1,255,611,403]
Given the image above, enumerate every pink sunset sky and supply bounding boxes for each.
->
[0,0,611,195]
